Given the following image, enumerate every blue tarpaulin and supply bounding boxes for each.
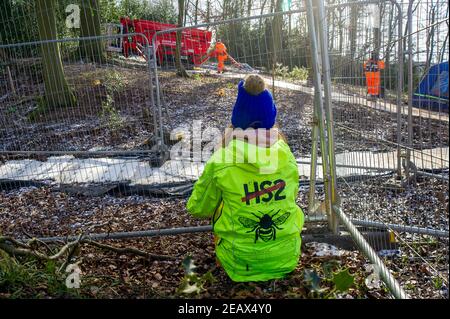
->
[413,61,449,112]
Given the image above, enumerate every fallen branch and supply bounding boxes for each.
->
[0,242,50,260]
[58,235,83,273]
[0,234,177,264]
[0,234,83,261]
[0,236,31,249]
[48,235,83,260]
[22,230,56,255]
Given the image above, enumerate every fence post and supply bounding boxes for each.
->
[150,35,169,165]
[316,0,340,233]
[305,0,335,233]
[333,206,409,299]
[307,4,326,219]
[308,91,321,214]
[395,0,404,179]
[307,0,410,298]
[146,42,159,141]
[406,0,414,182]
[307,2,321,216]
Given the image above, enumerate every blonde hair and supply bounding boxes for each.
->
[217,124,287,149]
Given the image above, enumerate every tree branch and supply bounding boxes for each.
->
[0,234,83,261]
[0,234,177,264]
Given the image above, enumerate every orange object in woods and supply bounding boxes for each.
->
[364,58,385,96]
[214,41,228,73]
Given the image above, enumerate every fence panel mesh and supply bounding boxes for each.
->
[326,0,449,298]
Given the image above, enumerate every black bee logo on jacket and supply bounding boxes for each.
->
[238,210,290,243]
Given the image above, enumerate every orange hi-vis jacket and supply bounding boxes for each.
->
[214,42,228,58]
[214,42,228,71]
[364,59,385,96]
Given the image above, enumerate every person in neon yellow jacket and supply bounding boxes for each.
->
[187,74,304,282]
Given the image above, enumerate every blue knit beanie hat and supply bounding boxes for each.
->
[231,76,277,129]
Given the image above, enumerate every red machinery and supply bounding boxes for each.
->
[106,18,212,66]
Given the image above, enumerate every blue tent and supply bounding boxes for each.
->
[412,61,449,112]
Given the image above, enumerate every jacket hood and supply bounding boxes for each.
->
[212,128,293,174]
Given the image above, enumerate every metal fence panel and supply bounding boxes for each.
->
[0,34,174,187]
[325,0,449,298]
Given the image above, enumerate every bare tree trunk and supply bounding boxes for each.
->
[272,0,283,69]
[338,8,343,54]
[206,0,210,22]
[79,0,106,63]
[229,0,241,46]
[194,0,199,24]
[35,0,76,110]
[176,0,189,77]
[329,0,335,51]
[425,1,437,71]
[403,2,419,57]
[270,0,283,97]
[259,0,267,28]
[184,0,189,26]
[373,4,381,59]
[0,0,12,53]
[223,0,229,20]
[384,4,395,88]
[439,30,449,63]
[349,0,359,58]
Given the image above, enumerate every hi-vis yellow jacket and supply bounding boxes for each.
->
[187,130,304,282]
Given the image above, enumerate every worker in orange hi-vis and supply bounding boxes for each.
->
[364,52,385,98]
[214,40,228,73]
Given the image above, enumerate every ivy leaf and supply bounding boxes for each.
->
[304,269,322,292]
[332,269,355,292]
[182,256,197,275]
